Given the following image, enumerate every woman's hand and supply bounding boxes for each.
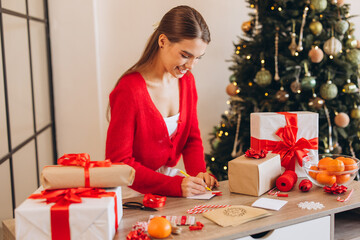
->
[181,176,207,197]
[196,172,219,190]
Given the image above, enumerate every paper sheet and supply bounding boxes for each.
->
[251,197,288,211]
[187,191,220,200]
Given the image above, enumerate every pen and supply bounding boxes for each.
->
[179,170,212,191]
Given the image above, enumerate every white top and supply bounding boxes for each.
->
[164,113,180,137]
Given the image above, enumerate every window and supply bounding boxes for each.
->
[0,0,56,219]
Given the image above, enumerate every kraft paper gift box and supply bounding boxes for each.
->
[41,153,135,189]
[15,187,122,240]
[228,153,281,196]
[250,111,318,177]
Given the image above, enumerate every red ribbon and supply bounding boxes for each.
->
[29,188,118,240]
[251,112,318,171]
[57,153,112,187]
[143,194,166,208]
[323,183,347,194]
[245,148,268,158]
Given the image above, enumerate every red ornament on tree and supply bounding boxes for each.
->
[299,179,313,192]
[308,46,324,63]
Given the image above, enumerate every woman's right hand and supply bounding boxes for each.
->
[181,176,207,197]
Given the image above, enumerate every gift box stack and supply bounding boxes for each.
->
[228,111,318,196]
[15,153,135,240]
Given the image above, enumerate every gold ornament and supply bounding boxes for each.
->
[242,21,252,33]
[351,106,360,119]
[309,20,323,36]
[342,79,358,93]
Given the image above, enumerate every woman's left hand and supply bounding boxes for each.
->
[196,172,219,190]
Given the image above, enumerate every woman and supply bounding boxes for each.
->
[106,5,218,197]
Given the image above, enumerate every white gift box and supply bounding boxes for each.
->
[250,111,318,177]
[15,187,122,240]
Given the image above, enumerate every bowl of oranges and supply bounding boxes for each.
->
[303,154,359,187]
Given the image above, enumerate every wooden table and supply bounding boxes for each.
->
[115,180,360,239]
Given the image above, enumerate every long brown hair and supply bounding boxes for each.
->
[107,5,210,120]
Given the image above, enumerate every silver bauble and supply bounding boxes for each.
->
[323,37,342,56]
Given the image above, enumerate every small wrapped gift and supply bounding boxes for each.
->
[250,112,318,177]
[41,153,135,189]
[15,187,122,240]
[228,153,281,196]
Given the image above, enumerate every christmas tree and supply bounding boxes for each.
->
[206,0,360,181]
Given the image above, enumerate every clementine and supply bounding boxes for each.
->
[326,159,345,172]
[316,171,336,186]
[338,157,357,171]
[147,217,172,239]
[318,157,333,170]
[308,166,319,180]
[336,174,351,184]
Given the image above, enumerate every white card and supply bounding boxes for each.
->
[187,191,218,200]
[251,197,287,211]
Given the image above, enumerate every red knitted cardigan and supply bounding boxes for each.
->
[105,72,206,196]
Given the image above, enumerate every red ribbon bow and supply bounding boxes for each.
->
[143,194,166,208]
[245,149,268,158]
[323,183,347,194]
[57,153,112,187]
[29,188,118,240]
[251,112,318,171]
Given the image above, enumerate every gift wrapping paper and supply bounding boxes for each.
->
[228,153,281,196]
[250,111,318,177]
[15,187,122,240]
[41,164,135,189]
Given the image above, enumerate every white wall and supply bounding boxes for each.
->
[49,0,246,160]
[49,0,360,161]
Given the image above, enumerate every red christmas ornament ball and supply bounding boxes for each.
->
[308,47,324,63]
[334,112,350,128]
[226,83,239,96]
[299,179,313,192]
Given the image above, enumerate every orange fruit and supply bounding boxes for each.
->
[316,171,336,186]
[147,217,172,239]
[338,157,357,171]
[336,174,351,184]
[308,166,319,180]
[326,159,345,172]
[318,157,333,170]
